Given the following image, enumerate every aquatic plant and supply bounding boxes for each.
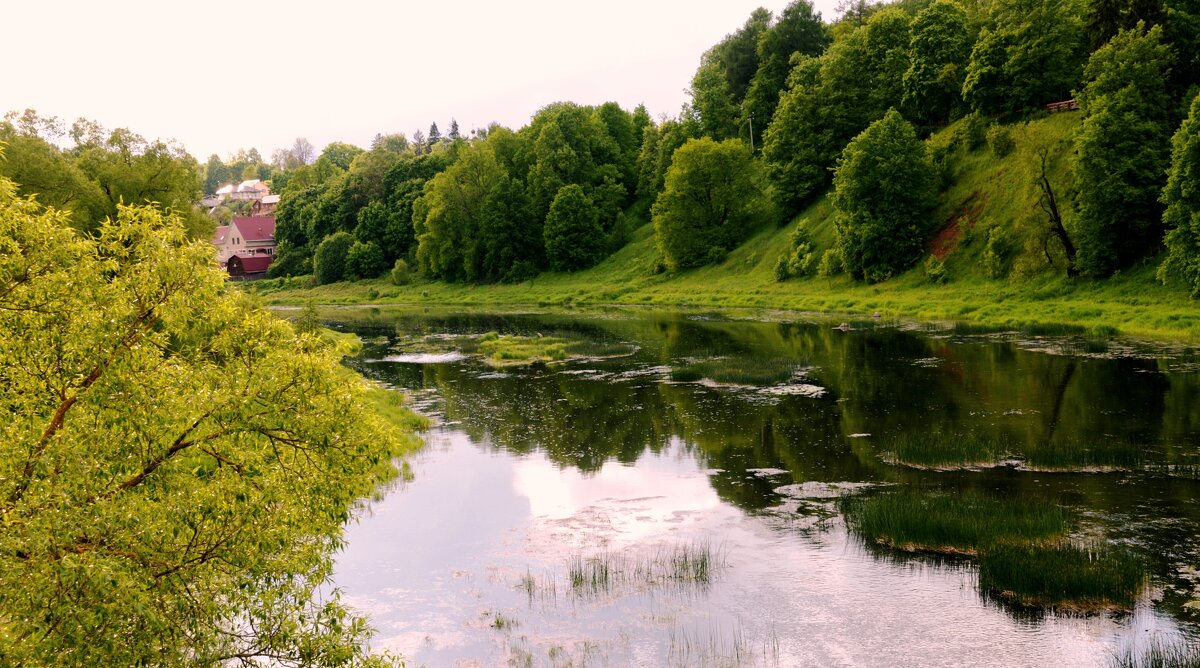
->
[888,432,1010,468]
[978,543,1146,610]
[1109,638,1200,668]
[840,491,1069,554]
[563,542,725,598]
[669,356,799,386]
[1022,437,1144,471]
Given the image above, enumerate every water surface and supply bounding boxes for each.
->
[329,308,1200,666]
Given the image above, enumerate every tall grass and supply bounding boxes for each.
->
[669,357,799,386]
[978,543,1146,610]
[1022,438,1145,471]
[1110,639,1200,668]
[563,541,724,598]
[888,433,1009,468]
[840,491,1069,554]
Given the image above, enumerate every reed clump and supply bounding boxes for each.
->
[889,433,1009,468]
[669,357,798,386]
[840,491,1069,554]
[978,543,1146,610]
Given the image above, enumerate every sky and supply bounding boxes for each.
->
[3,0,842,161]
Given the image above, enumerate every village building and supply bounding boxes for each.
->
[212,216,276,278]
[250,194,280,217]
[214,179,272,201]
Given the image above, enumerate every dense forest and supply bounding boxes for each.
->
[4,0,1200,297]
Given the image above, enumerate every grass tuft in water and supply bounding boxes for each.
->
[669,357,798,386]
[840,491,1069,554]
[1022,437,1145,471]
[888,433,1010,468]
[1110,638,1200,668]
[564,541,724,598]
[978,543,1146,611]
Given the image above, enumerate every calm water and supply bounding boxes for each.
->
[327,308,1200,667]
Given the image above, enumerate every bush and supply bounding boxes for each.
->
[983,225,1010,278]
[265,247,312,278]
[955,112,989,151]
[817,248,843,277]
[774,219,818,281]
[986,124,1015,157]
[924,255,948,283]
[390,258,412,285]
[344,240,386,281]
[312,231,355,285]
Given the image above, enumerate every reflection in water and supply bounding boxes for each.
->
[330,308,1200,666]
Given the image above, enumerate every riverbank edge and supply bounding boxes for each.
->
[245,268,1200,343]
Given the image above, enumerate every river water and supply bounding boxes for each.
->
[326,307,1200,667]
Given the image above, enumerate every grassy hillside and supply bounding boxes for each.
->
[246,113,1200,341]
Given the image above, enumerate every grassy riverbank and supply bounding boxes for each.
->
[246,114,1199,341]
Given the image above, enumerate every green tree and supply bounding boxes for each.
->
[544,184,605,271]
[413,142,506,281]
[344,240,387,280]
[762,9,912,212]
[962,0,1088,114]
[1159,93,1200,295]
[313,230,356,284]
[741,0,831,148]
[652,138,770,269]
[832,109,938,282]
[902,0,973,124]
[691,49,742,140]
[1073,23,1174,276]
[0,178,410,665]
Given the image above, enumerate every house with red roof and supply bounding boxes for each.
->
[212,216,276,278]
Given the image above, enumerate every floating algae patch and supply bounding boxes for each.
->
[978,543,1146,611]
[472,331,638,368]
[840,491,1069,555]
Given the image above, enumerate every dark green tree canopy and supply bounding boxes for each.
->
[831,109,938,282]
[544,184,605,272]
[1159,92,1200,295]
[1073,23,1174,276]
[902,0,973,123]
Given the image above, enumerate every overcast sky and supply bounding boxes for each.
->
[3,1,841,161]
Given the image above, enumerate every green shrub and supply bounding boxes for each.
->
[986,124,1015,157]
[955,112,989,151]
[313,231,355,285]
[389,258,412,286]
[983,225,1010,278]
[344,241,386,281]
[774,219,818,281]
[924,255,947,283]
[817,248,843,277]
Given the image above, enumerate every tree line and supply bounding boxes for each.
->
[259,0,1200,296]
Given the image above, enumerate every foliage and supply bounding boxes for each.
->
[983,224,1011,278]
[0,179,412,666]
[1159,92,1200,296]
[762,9,913,212]
[688,8,772,140]
[832,110,938,282]
[987,124,1016,156]
[314,230,356,285]
[390,258,412,286]
[924,255,948,283]
[266,246,314,279]
[544,184,605,272]
[652,138,771,270]
[962,0,1088,114]
[817,247,844,277]
[741,0,831,148]
[1073,23,1174,276]
[774,218,818,281]
[902,0,973,124]
[344,240,387,280]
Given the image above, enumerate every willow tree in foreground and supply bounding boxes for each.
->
[0,174,412,666]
